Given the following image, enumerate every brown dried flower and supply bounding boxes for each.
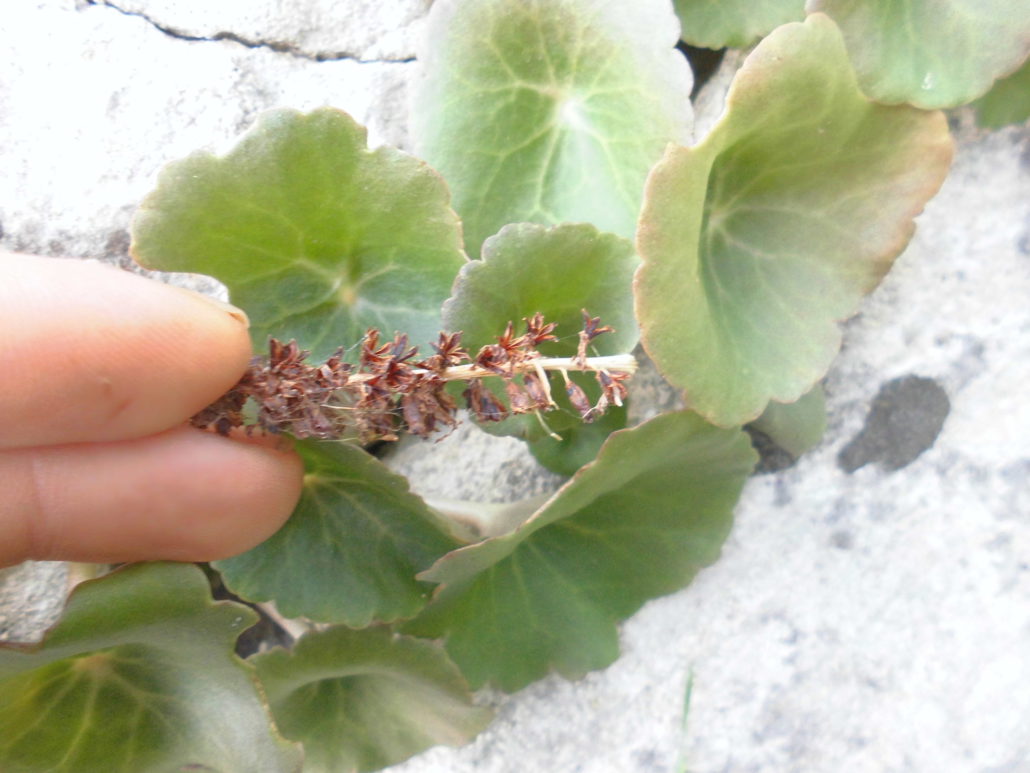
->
[191,312,636,444]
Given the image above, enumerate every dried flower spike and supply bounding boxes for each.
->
[191,312,637,444]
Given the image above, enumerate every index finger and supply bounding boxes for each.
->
[0,252,253,448]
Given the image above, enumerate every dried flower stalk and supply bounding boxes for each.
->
[192,311,636,444]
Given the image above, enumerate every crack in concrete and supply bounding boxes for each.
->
[82,0,416,64]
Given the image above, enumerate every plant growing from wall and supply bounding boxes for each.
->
[2,0,1026,769]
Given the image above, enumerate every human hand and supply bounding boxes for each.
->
[0,252,304,567]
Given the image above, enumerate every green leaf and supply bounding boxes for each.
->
[971,56,1030,129]
[747,383,826,460]
[808,1,1030,109]
[403,411,756,691]
[673,0,805,49]
[528,399,627,476]
[635,15,953,427]
[215,440,461,626]
[132,108,466,360]
[445,223,638,353]
[255,627,492,772]
[442,222,638,440]
[0,563,301,773]
[414,0,693,257]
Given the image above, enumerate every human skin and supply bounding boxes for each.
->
[0,251,304,567]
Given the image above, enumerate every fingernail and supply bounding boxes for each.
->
[190,293,250,327]
[207,297,250,327]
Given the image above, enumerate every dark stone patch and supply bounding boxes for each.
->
[0,218,4,240]
[830,530,853,550]
[773,478,792,507]
[104,228,130,257]
[745,427,796,474]
[838,375,950,473]
[630,748,664,770]
[1000,459,1030,487]
[1018,230,1029,256]
[825,498,851,525]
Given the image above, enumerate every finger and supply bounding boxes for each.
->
[0,252,252,449]
[0,426,304,566]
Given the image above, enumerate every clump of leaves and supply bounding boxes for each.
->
[2,0,1015,770]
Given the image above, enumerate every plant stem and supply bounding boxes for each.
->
[345,353,639,383]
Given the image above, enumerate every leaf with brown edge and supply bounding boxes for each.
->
[635,14,953,428]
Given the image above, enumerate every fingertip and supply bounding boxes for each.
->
[0,428,305,566]
[0,254,255,447]
[162,430,306,562]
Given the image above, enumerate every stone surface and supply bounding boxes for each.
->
[95,0,429,61]
[0,562,68,643]
[0,0,417,264]
[1,3,1028,772]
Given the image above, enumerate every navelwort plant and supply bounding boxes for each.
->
[2,0,1027,770]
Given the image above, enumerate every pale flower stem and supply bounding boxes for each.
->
[342,353,638,384]
[534,410,563,441]
[532,359,558,407]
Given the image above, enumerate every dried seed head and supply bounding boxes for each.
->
[523,312,558,347]
[191,312,634,443]
[563,375,596,423]
[464,380,507,423]
[424,331,467,372]
[576,309,614,367]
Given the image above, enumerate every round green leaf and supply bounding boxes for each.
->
[444,223,638,353]
[0,563,301,773]
[808,0,1030,108]
[132,108,466,360]
[254,627,492,773]
[414,0,693,257]
[674,0,805,48]
[747,383,827,460]
[635,14,954,427]
[214,440,461,626]
[442,222,638,440]
[971,56,1030,129]
[403,411,756,691]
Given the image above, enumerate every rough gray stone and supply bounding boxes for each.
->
[691,47,749,141]
[382,418,565,539]
[0,1,417,262]
[0,562,68,644]
[97,0,429,61]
